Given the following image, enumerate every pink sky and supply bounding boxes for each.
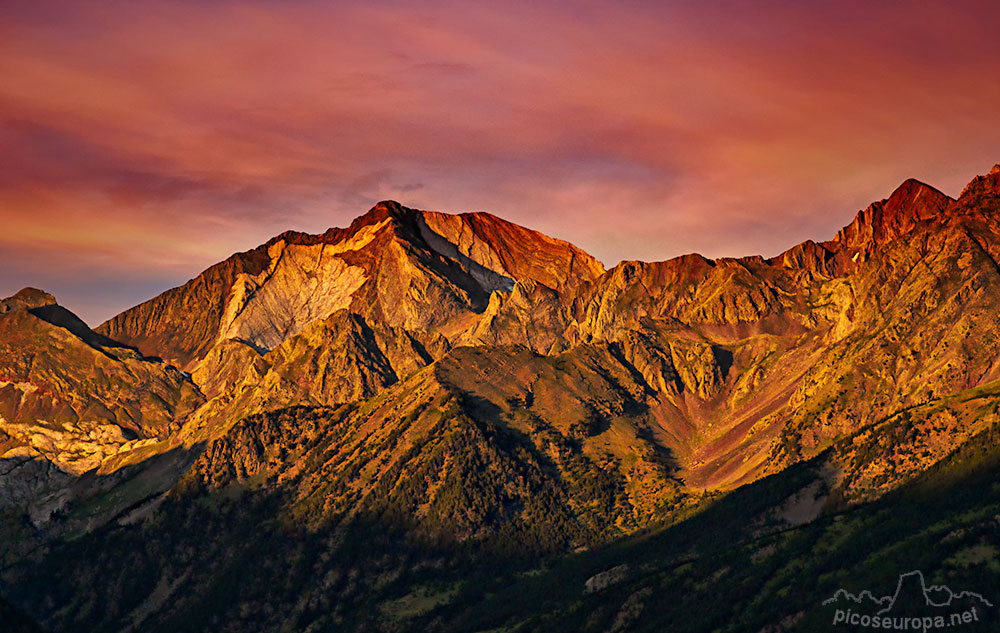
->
[2,0,999,324]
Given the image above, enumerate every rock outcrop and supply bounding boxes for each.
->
[97,202,605,372]
[8,165,1000,633]
[0,289,203,521]
[8,164,1000,546]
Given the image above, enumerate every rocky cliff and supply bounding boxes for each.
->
[6,166,1000,633]
[11,167,1000,519]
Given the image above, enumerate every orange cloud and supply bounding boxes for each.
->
[2,0,999,323]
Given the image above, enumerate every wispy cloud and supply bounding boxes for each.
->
[2,0,999,323]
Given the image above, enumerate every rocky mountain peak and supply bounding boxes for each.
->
[344,200,419,232]
[97,201,605,368]
[772,178,954,276]
[12,165,1000,633]
[959,164,1000,200]
[1,288,57,312]
[371,199,408,216]
[815,178,954,275]
[833,179,951,248]
[881,178,951,221]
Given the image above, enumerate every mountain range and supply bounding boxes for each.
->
[2,165,1000,632]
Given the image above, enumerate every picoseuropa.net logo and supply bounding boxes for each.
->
[823,571,993,631]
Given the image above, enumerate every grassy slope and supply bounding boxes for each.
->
[440,411,1000,632]
[4,384,1000,633]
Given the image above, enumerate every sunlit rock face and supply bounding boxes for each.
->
[8,165,1000,546]
[98,202,605,370]
[215,231,378,353]
[0,290,204,520]
[71,169,1000,494]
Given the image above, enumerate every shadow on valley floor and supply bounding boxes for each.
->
[441,425,1000,633]
[3,431,1000,633]
[0,442,206,570]
[4,418,1000,633]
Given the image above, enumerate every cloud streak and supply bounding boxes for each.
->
[2,0,999,323]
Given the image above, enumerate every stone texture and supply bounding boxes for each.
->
[8,164,1000,542]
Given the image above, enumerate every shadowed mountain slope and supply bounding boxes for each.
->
[4,166,1000,633]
